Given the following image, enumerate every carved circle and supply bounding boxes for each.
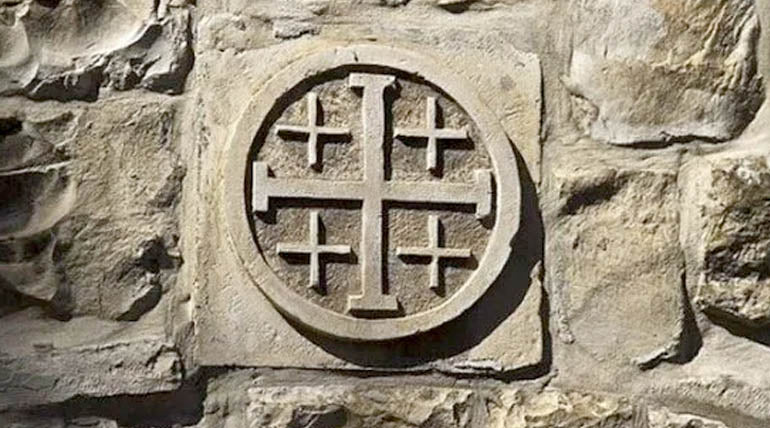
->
[223,45,521,341]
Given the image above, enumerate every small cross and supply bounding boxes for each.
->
[396,215,472,291]
[394,96,469,175]
[276,210,352,291]
[275,92,351,169]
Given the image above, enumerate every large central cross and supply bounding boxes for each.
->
[252,73,493,315]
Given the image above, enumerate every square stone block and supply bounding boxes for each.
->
[190,25,542,373]
[544,144,685,377]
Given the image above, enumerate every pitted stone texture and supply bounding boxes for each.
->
[0,0,193,100]
[61,97,182,320]
[567,0,764,145]
[544,144,684,373]
[246,386,481,428]
[0,97,183,321]
[648,408,728,428]
[0,113,76,307]
[200,377,733,428]
[680,151,770,328]
[0,309,182,411]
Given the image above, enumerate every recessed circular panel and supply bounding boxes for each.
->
[223,45,520,341]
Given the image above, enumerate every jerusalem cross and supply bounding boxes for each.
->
[251,73,492,315]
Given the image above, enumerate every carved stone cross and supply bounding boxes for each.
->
[275,92,351,169]
[396,215,472,291]
[276,210,352,291]
[252,73,493,315]
[395,96,469,174]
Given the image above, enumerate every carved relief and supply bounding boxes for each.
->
[224,46,521,341]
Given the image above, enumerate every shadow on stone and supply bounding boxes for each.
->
[19,378,205,428]
[704,312,770,348]
[286,146,548,378]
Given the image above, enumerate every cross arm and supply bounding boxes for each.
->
[385,169,493,219]
[396,247,471,258]
[277,243,352,255]
[394,127,468,140]
[251,161,366,213]
[275,125,351,137]
[319,245,352,254]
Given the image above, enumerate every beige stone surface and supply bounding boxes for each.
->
[0,4,189,413]
[544,143,685,375]
[0,308,182,410]
[194,39,542,368]
[1,0,770,426]
[0,95,184,321]
[648,408,729,428]
[566,0,764,145]
[194,375,734,428]
[0,0,192,99]
[680,149,770,328]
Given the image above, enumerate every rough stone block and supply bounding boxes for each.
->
[0,96,183,321]
[198,374,639,428]
[196,373,730,428]
[646,323,770,428]
[680,150,770,328]
[0,0,193,101]
[244,386,639,428]
[0,309,182,410]
[0,112,76,306]
[566,0,764,145]
[0,414,119,428]
[544,144,685,373]
[648,408,728,428]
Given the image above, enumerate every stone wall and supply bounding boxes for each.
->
[1,1,769,427]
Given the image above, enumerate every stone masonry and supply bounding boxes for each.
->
[1,1,770,427]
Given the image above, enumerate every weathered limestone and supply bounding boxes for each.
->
[680,149,770,328]
[566,0,764,145]
[0,308,182,410]
[0,0,192,100]
[0,95,183,321]
[0,112,75,305]
[0,38,187,417]
[644,323,770,427]
[544,143,685,376]
[2,0,770,426]
[195,372,736,428]
[648,408,729,428]
[245,386,630,428]
[195,38,542,372]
